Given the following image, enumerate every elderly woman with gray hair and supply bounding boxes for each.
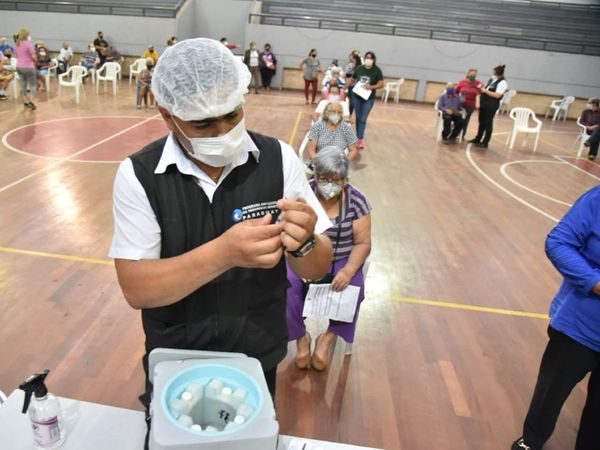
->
[286,147,372,371]
[307,101,359,161]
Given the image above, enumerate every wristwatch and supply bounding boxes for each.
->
[288,235,316,258]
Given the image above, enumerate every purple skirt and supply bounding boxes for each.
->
[286,256,365,343]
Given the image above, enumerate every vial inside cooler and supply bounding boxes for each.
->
[165,366,259,434]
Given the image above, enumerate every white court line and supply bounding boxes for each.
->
[1,115,162,163]
[553,155,600,182]
[465,144,559,223]
[500,161,572,207]
[0,114,160,193]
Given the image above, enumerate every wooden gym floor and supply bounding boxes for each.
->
[0,81,595,450]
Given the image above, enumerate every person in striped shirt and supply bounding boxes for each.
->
[286,146,372,371]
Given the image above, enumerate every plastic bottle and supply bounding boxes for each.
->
[19,370,65,449]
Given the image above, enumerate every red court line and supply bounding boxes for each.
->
[5,117,168,162]
[78,119,169,161]
[560,156,600,178]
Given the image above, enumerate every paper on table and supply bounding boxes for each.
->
[302,284,360,323]
[352,82,372,101]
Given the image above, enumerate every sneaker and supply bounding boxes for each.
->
[468,138,480,144]
[357,139,365,149]
[511,438,532,450]
[588,154,596,161]
[136,104,142,109]
[29,102,37,110]
[474,142,488,149]
[444,138,457,145]
[584,140,591,148]
[0,94,7,101]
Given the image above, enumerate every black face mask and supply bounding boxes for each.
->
[311,53,317,58]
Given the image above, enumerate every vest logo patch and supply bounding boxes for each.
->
[232,209,244,222]
[234,201,280,222]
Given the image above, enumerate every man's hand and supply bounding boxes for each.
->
[331,267,352,292]
[220,214,284,269]
[276,198,318,252]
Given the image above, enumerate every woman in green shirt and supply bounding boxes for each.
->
[349,51,383,149]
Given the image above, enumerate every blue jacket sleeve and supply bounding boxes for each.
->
[438,95,447,112]
[545,187,600,295]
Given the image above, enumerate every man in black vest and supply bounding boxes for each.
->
[108,38,333,441]
[469,64,508,149]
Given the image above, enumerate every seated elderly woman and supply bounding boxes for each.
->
[307,100,359,161]
[286,146,372,371]
[322,67,346,99]
[312,84,350,122]
[35,42,54,91]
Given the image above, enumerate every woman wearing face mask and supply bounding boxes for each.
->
[307,101,359,161]
[259,43,277,90]
[14,28,37,110]
[469,64,508,149]
[286,146,372,371]
[455,68,483,138]
[243,41,261,94]
[345,52,363,116]
[348,51,384,149]
[35,41,53,92]
[299,48,322,105]
[312,84,350,122]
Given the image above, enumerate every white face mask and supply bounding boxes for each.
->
[364,58,374,68]
[174,117,247,168]
[328,114,341,125]
[317,181,342,199]
[329,94,340,102]
[585,103,593,110]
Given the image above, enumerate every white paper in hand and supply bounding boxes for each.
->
[302,284,360,323]
[352,82,372,101]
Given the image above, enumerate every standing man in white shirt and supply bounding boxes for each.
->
[109,38,333,448]
[468,64,508,149]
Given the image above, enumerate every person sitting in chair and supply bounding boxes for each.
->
[437,83,465,144]
[581,98,600,160]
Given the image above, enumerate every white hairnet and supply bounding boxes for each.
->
[151,38,251,121]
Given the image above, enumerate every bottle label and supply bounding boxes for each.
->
[32,416,61,446]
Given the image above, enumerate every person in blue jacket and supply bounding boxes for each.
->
[512,186,600,450]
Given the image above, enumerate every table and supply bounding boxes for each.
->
[0,390,383,450]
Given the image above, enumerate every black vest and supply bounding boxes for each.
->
[480,77,505,110]
[130,131,288,373]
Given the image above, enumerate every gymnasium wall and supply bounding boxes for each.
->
[245,24,600,100]
[1,0,598,118]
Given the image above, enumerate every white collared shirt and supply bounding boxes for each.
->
[109,132,331,260]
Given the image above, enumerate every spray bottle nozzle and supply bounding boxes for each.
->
[19,369,50,414]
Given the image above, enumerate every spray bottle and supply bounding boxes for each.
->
[19,369,65,449]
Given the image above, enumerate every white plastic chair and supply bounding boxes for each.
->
[545,96,575,121]
[40,58,58,93]
[129,58,147,85]
[381,78,404,103]
[506,107,543,152]
[9,71,19,98]
[498,89,517,114]
[96,62,121,95]
[80,61,98,85]
[58,66,87,104]
[572,116,590,157]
